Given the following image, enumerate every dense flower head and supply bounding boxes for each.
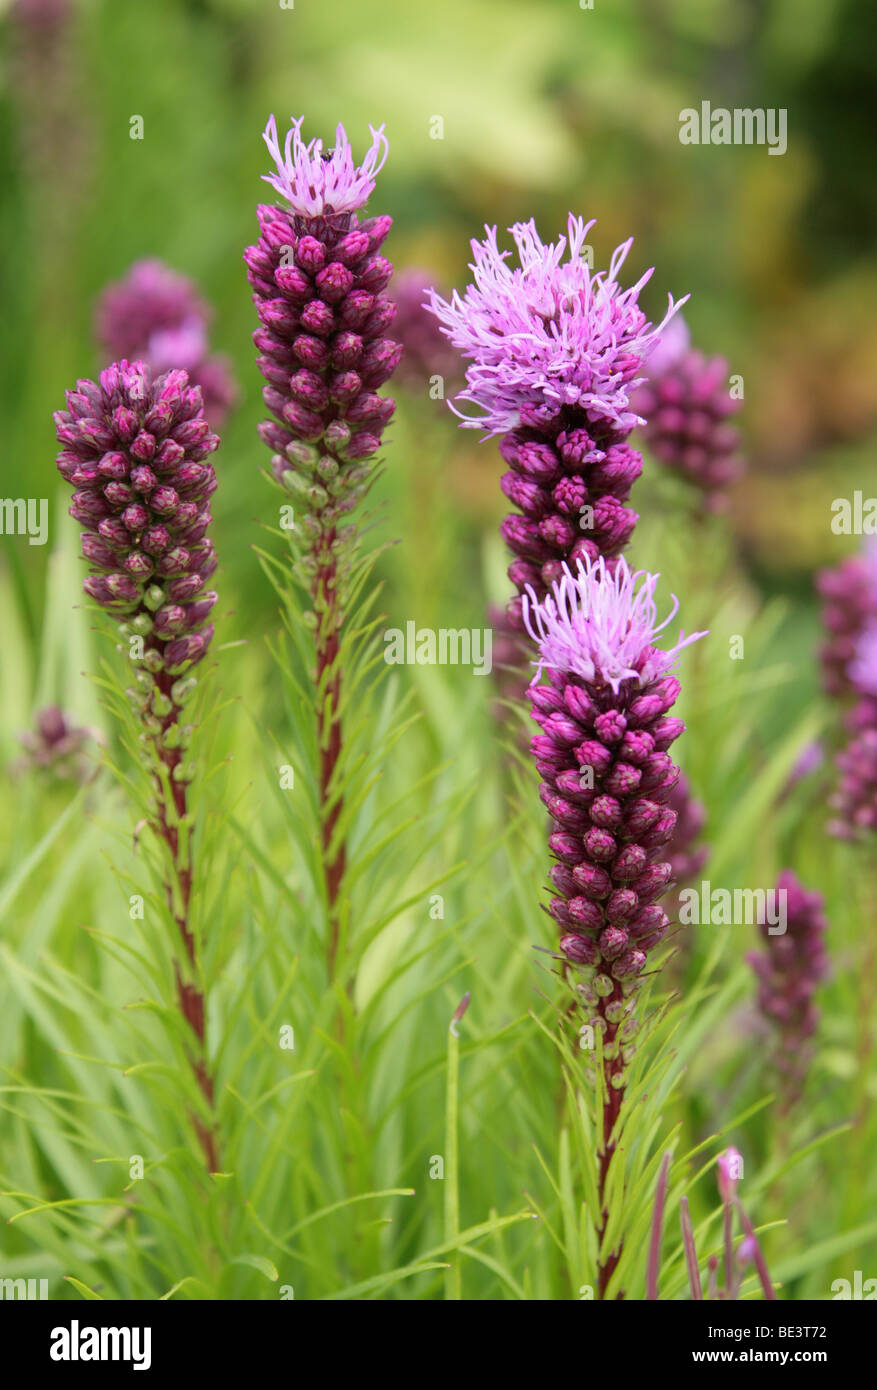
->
[54,359,220,680]
[829,727,877,839]
[633,315,744,510]
[246,123,400,520]
[522,556,706,694]
[96,260,238,428]
[747,870,828,1104]
[816,538,877,700]
[523,556,706,1075]
[262,115,389,219]
[427,216,686,439]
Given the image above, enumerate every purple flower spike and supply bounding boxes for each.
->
[829,728,877,839]
[816,538,877,701]
[524,556,705,1004]
[526,556,704,1300]
[55,359,220,682]
[246,116,400,498]
[55,359,222,1171]
[427,218,686,628]
[633,317,745,511]
[247,117,400,982]
[96,260,239,428]
[747,869,828,1110]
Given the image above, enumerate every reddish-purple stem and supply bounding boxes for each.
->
[646,1151,672,1299]
[680,1196,704,1299]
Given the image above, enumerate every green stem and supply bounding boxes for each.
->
[444,992,469,1300]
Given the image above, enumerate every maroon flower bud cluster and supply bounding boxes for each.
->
[531,667,684,996]
[499,429,643,632]
[54,360,220,683]
[96,260,239,428]
[829,728,877,839]
[524,560,705,1008]
[747,870,828,1108]
[245,202,400,514]
[634,350,744,510]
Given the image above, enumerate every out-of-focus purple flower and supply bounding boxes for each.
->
[427,218,685,631]
[633,317,744,511]
[829,728,877,839]
[665,771,708,888]
[54,360,220,681]
[643,313,690,377]
[11,0,70,29]
[12,705,98,782]
[817,539,877,701]
[717,1147,744,1203]
[784,740,825,795]
[389,269,462,391]
[487,602,531,724]
[96,261,239,428]
[523,555,705,1003]
[848,622,877,700]
[747,869,828,1108]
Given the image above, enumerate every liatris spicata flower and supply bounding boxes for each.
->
[389,268,461,392]
[817,537,877,702]
[829,729,877,839]
[96,260,239,428]
[665,770,708,888]
[523,556,706,983]
[747,870,828,1109]
[523,555,705,1296]
[55,358,221,1169]
[245,116,400,977]
[12,705,97,783]
[427,219,686,631]
[633,315,744,511]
